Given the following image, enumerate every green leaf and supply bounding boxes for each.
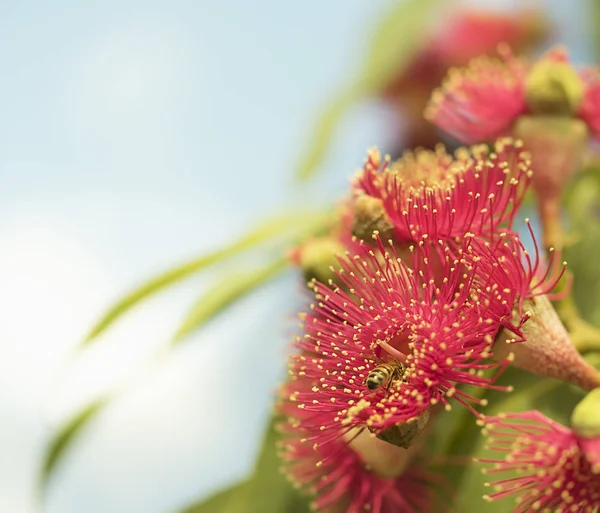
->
[357,0,440,94]
[296,0,440,182]
[172,417,310,513]
[82,210,328,347]
[564,171,600,324]
[591,0,600,60]
[229,417,310,513]
[172,256,289,344]
[48,211,330,489]
[296,89,361,182]
[45,211,330,490]
[40,397,109,488]
[176,481,248,513]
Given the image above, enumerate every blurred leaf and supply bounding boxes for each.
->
[228,417,310,513]
[296,89,360,182]
[563,172,600,324]
[176,481,248,513]
[82,210,328,347]
[40,397,109,488]
[296,0,440,181]
[532,380,581,426]
[428,381,487,457]
[584,351,600,369]
[591,0,600,59]
[358,0,440,93]
[172,417,310,513]
[172,256,289,344]
[46,207,332,490]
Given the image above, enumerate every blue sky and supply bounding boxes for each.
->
[0,1,593,513]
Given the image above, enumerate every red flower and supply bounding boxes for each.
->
[479,411,600,512]
[578,68,600,137]
[431,10,548,68]
[352,139,531,244]
[378,9,549,150]
[425,45,528,144]
[425,45,600,144]
[475,229,600,390]
[289,234,525,450]
[278,381,442,513]
[578,436,600,474]
[469,224,566,325]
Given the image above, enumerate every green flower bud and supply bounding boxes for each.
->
[352,195,395,242]
[372,409,430,449]
[297,237,346,284]
[525,58,584,116]
[571,388,600,438]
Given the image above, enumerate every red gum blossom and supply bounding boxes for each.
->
[277,382,441,513]
[353,139,532,244]
[426,45,600,144]
[479,411,600,512]
[425,46,528,145]
[289,233,549,449]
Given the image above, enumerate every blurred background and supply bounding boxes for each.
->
[0,1,596,512]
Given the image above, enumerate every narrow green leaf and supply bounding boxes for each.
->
[82,210,328,347]
[172,256,289,344]
[48,211,330,489]
[296,88,361,182]
[171,417,310,513]
[40,397,109,488]
[47,211,331,490]
[296,0,440,182]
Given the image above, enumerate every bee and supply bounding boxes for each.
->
[365,361,405,391]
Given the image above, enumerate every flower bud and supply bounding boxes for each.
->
[572,388,600,473]
[494,295,600,391]
[572,388,600,438]
[524,56,585,115]
[346,426,424,479]
[296,236,346,284]
[371,409,430,450]
[352,195,395,242]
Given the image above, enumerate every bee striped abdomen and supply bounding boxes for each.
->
[365,362,404,391]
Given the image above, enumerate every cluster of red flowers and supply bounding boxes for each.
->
[425,46,600,146]
[426,45,600,250]
[277,138,573,512]
[379,8,549,150]
[279,24,600,510]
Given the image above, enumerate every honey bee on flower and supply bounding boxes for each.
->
[365,361,406,391]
